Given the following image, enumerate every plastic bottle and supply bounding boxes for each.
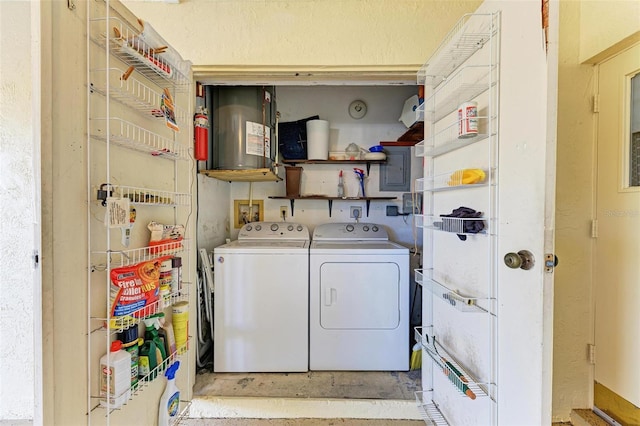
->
[172,301,189,354]
[171,256,182,294]
[144,315,167,359]
[140,315,167,381]
[158,361,181,426]
[100,340,132,408]
[118,326,139,387]
[337,170,344,198]
[138,338,159,381]
[160,316,177,356]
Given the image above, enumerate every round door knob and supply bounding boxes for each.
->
[504,250,535,270]
[504,252,522,269]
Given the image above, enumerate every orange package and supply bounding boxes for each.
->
[109,256,172,318]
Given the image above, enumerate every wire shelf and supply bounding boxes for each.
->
[423,117,492,157]
[429,279,485,313]
[423,66,492,123]
[414,270,485,313]
[90,117,189,160]
[423,216,488,235]
[89,16,190,90]
[91,239,189,268]
[416,169,488,192]
[90,68,188,127]
[417,13,496,86]
[415,391,450,426]
[92,286,190,334]
[415,327,488,400]
[415,215,488,236]
[91,337,191,410]
[115,185,191,206]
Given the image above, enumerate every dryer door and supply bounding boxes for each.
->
[320,262,400,329]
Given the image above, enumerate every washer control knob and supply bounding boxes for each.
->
[297,225,304,232]
[255,225,262,231]
[363,225,370,232]
[372,225,379,232]
[287,225,294,231]
[346,224,355,232]
[270,223,279,232]
[246,225,252,231]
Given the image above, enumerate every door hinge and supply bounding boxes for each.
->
[593,94,600,113]
[33,250,40,268]
[591,219,598,238]
[588,344,596,364]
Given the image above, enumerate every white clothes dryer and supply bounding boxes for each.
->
[309,222,409,371]
[213,222,310,372]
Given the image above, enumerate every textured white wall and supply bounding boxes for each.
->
[123,0,483,68]
[0,0,37,421]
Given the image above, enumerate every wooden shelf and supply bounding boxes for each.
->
[200,168,281,182]
[281,159,385,175]
[268,195,396,217]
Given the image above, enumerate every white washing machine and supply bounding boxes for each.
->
[309,222,409,371]
[213,222,310,372]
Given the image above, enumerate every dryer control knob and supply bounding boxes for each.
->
[363,226,370,232]
[287,225,294,231]
[372,225,379,232]
[270,223,279,232]
[296,225,304,232]
[246,225,252,231]
[255,225,262,231]
[346,224,355,232]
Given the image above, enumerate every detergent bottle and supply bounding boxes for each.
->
[158,361,181,426]
[99,340,131,408]
[139,314,167,381]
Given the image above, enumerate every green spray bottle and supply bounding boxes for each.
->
[139,314,167,381]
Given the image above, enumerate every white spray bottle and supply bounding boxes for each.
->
[158,361,180,426]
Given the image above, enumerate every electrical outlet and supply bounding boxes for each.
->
[280,206,288,220]
[350,206,362,219]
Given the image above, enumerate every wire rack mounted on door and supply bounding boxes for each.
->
[413,12,500,426]
[87,0,195,424]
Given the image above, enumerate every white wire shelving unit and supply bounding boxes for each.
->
[87,1,194,424]
[414,12,500,425]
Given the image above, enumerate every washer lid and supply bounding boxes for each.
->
[214,239,310,254]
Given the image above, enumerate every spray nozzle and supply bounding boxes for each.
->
[165,361,180,380]
[142,312,165,330]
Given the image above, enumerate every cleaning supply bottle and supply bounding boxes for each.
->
[118,326,139,387]
[143,314,167,362]
[138,338,158,381]
[354,168,366,198]
[337,170,344,198]
[158,361,181,426]
[100,340,132,408]
[160,315,177,356]
[140,314,167,381]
